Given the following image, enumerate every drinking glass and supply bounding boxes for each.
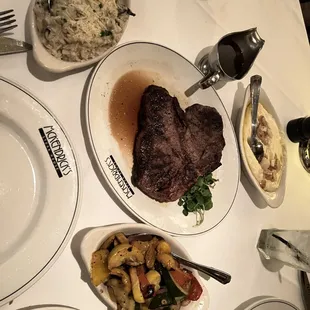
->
[257,229,310,272]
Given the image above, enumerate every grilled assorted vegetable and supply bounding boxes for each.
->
[91,249,110,286]
[90,232,203,310]
[108,243,145,269]
[130,267,145,303]
[146,270,161,292]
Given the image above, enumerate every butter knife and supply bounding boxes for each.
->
[300,271,310,310]
[0,37,32,55]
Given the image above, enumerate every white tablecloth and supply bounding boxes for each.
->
[1,0,310,309]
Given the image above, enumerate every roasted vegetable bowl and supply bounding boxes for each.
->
[80,224,209,310]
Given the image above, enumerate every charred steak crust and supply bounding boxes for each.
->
[185,104,226,176]
[132,85,225,203]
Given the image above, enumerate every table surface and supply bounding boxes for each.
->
[1,0,310,309]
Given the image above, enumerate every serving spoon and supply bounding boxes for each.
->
[47,0,53,12]
[128,233,231,285]
[247,75,264,162]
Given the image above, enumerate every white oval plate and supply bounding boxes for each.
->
[28,0,130,73]
[244,297,299,310]
[0,77,80,306]
[86,41,240,236]
[237,85,287,208]
[80,223,209,310]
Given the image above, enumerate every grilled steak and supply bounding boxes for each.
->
[185,104,225,176]
[132,85,225,202]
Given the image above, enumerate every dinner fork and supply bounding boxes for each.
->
[0,9,17,35]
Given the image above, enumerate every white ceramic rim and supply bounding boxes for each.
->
[80,223,210,310]
[238,85,287,208]
[0,77,81,306]
[22,307,79,310]
[28,0,131,73]
[85,40,240,236]
[244,297,300,310]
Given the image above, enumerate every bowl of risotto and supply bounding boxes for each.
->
[29,0,133,73]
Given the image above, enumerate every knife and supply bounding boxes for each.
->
[300,271,310,310]
[0,37,32,55]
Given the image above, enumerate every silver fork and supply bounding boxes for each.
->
[0,9,17,35]
[47,0,54,12]
[128,233,232,285]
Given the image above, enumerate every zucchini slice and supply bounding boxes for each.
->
[149,291,175,309]
[158,264,187,298]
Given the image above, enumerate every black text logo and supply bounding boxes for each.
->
[39,126,73,178]
[105,155,134,199]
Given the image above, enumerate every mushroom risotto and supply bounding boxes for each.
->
[34,0,134,62]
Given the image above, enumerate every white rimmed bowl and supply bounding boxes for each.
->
[80,223,209,310]
[28,0,130,73]
[237,85,287,208]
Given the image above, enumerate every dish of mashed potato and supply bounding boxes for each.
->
[243,103,285,192]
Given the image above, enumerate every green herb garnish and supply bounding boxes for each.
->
[100,30,112,37]
[99,3,103,8]
[178,173,217,226]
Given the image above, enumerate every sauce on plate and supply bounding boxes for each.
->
[109,70,156,163]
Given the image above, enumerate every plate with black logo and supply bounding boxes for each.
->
[0,77,80,306]
[86,42,240,236]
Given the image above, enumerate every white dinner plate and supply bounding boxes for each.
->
[23,307,78,310]
[86,42,240,236]
[0,77,80,306]
[243,297,299,310]
[80,223,209,310]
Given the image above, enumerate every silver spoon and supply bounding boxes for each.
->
[128,233,231,285]
[47,0,53,12]
[247,75,264,162]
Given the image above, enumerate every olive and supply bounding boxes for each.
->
[143,285,155,299]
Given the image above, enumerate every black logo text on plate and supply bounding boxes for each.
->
[105,155,135,199]
[39,126,72,178]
